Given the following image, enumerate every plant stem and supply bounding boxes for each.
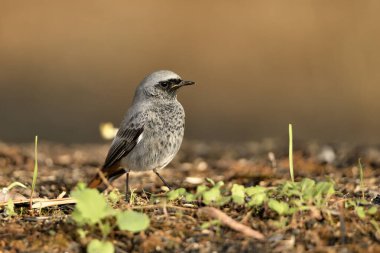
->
[358,158,365,199]
[30,135,38,210]
[289,124,294,182]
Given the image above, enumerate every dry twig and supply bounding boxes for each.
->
[31,198,77,209]
[198,207,265,240]
[132,204,197,212]
[0,197,77,208]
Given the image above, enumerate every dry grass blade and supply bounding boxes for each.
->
[31,198,77,209]
[0,197,46,206]
[0,197,76,208]
[132,204,197,212]
[199,207,265,240]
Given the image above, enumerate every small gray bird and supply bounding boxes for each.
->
[88,70,194,193]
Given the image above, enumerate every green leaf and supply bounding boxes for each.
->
[245,186,267,196]
[201,182,226,205]
[76,182,87,191]
[313,182,335,197]
[71,187,114,225]
[205,178,215,186]
[116,210,150,233]
[216,196,231,206]
[167,188,187,201]
[76,228,88,239]
[201,219,220,229]
[270,218,288,229]
[300,178,315,191]
[196,185,208,196]
[99,222,112,237]
[268,199,289,216]
[215,181,224,188]
[356,206,366,219]
[281,181,301,197]
[367,206,378,215]
[5,199,16,216]
[358,199,370,205]
[247,192,266,206]
[202,186,222,205]
[107,189,122,205]
[185,193,196,202]
[87,239,114,253]
[300,178,315,200]
[345,200,356,208]
[288,207,297,214]
[231,184,245,205]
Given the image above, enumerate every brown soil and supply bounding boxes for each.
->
[0,140,379,253]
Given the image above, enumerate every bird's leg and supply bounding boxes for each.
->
[153,168,172,190]
[124,168,130,201]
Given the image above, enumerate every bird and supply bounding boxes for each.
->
[88,70,195,195]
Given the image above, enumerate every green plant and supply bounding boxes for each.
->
[289,123,294,182]
[106,189,123,206]
[167,188,187,201]
[358,158,365,199]
[268,199,291,216]
[201,182,231,206]
[161,124,380,239]
[30,135,38,210]
[165,177,335,219]
[87,239,114,253]
[71,183,150,253]
[1,182,27,216]
[345,199,378,220]
[201,219,221,229]
[3,182,27,192]
[5,199,16,216]
[245,186,267,206]
[129,188,137,205]
[231,184,245,205]
[116,210,150,232]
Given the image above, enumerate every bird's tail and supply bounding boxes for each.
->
[87,175,103,189]
[87,162,125,190]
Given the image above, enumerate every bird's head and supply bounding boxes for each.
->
[136,70,195,101]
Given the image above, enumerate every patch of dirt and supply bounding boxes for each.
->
[0,140,380,253]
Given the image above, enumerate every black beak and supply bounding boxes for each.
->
[170,80,195,91]
[180,80,195,86]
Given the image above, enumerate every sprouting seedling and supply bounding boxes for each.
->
[5,199,16,216]
[29,135,38,210]
[129,188,137,205]
[358,158,365,199]
[289,124,294,182]
[71,184,150,252]
[2,182,27,194]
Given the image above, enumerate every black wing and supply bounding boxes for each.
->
[102,120,144,169]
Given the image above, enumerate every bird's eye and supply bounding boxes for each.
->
[160,81,169,88]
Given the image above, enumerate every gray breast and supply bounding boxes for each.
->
[123,101,185,171]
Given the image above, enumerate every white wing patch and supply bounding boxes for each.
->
[137,132,144,144]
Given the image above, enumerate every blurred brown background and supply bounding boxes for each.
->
[0,1,379,144]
